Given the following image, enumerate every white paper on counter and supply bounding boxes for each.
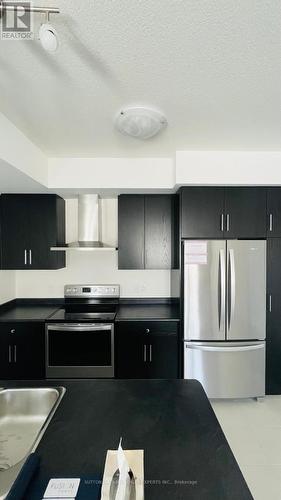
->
[115,439,130,500]
[43,478,80,498]
[101,448,144,500]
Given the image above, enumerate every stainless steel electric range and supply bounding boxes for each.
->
[46,284,120,378]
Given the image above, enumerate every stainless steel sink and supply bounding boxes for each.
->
[0,387,65,499]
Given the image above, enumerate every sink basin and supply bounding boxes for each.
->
[0,387,65,499]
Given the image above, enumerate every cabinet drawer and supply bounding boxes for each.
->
[117,321,178,336]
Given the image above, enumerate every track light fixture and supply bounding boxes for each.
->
[0,2,60,52]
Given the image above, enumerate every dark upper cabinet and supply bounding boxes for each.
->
[1,194,65,270]
[181,187,225,239]
[145,195,175,269]
[118,195,177,270]
[180,187,267,239]
[266,239,281,394]
[0,322,45,379]
[115,321,179,379]
[224,187,267,238]
[118,195,145,269]
[267,188,281,237]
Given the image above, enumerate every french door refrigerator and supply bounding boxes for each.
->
[183,240,266,399]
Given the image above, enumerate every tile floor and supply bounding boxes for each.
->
[211,397,281,500]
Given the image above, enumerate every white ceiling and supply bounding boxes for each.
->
[1,0,281,157]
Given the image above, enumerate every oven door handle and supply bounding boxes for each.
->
[47,324,112,332]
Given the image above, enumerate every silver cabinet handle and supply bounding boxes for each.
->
[149,344,152,362]
[269,213,273,232]
[218,249,226,331]
[29,249,32,265]
[228,249,236,330]
[220,213,224,232]
[10,329,15,334]
[144,344,147,362]
[226,214,230,232]
[14,345,17,363]
[8,345,12,363]
[269,294,272,313]
[145,329,150,334]
[24,249,27,265]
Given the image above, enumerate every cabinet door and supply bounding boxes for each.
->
[115,323,146,378]
[1,195,30,269]
[28,195,65,270]
[118,196,145,269]
[267,188,281,237]
[145,195,174,269]
[224,188,267,238]
[266,239,281,394]
[181,188,225,238]
[1,195,65,270]
[0,323,45,380]
[145,332,178,379]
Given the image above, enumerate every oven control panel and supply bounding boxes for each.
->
[64,284,120,298]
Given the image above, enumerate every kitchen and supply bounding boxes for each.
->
[0,1,281,499]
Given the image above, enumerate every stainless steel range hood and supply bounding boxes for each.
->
[51,194,117,251]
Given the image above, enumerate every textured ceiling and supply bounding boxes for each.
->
[1,0,281,156]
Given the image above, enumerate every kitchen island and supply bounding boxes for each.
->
[4,379,252,499]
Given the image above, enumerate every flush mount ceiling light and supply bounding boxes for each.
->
[0,3,60,52]
[115,107,167,140]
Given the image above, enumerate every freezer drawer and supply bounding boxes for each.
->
[184,341,265,399]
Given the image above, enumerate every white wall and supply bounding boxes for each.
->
[0,112,47,186]
[176,151,281,185]
[15,198,171,298]
[0,271,16,305]
[48,157,175,191]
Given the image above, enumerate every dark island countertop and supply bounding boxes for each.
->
[116,303,180,321]
[0,305,60,322]
[4,379,252,499]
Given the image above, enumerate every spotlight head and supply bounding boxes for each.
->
[39,23,59,52]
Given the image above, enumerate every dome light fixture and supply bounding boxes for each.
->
[115,107,167,140]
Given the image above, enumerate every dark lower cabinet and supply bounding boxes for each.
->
[115,321,179,379]
[266,239,281,394]
[0,322,45,379]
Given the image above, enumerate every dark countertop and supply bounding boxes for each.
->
[116,303,180,321]
[4,379,252,499]
[0,300,180,323]
[0,305,60,322]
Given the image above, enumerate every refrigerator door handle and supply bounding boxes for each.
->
[218,249,226,331]
[187,343,264,352]
[228,248,236,330]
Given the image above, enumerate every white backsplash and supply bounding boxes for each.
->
[0,271,16,304]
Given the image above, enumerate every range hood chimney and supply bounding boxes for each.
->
[51,194,117,251]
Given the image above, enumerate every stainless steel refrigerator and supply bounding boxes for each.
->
[183,240,266,399]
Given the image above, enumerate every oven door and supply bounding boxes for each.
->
[46,323,114,378]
